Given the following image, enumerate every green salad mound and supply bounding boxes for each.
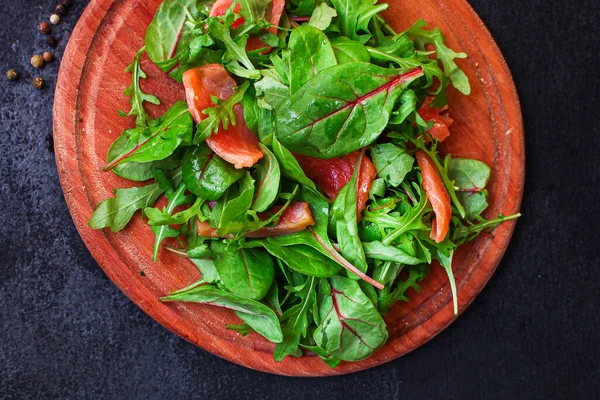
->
[89,0,520,366]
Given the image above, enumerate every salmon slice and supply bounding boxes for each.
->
[415,151,451,243]
[419,96,454,143]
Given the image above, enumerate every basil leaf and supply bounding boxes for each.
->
[182,143,244,201]
[275,62,424,158]
[212,242,275,301]
[106,101,193,170]
[448,158,491,218]
[313,276,388,361]
[252,144,281,212]
[330,36,370,64]
[288,25,337,93]
[370,143,414,187]
[162,285,283,343]
[308,3,337,31]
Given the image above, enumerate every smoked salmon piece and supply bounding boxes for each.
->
[415,151,451,243]
[182,64,263,168]
[419,96,454,143]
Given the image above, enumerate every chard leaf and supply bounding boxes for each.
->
[288,25,337,93]
[370,143,414,187]
[182,143,244,201]
[162,285,283,343]
[313,276,388,361]
[448,158,491,219]
[106,101,193,170]
[275,62,424,158]
[252,144,281,212]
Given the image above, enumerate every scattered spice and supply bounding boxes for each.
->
[32,77,44,89]
[60,0,72,6]
[6,69,18,81]
[50,14,61,25]
[47,36,58,48]
[31,54,44,69]
[55,4,67,16]
[45,134,55,152]
[140,271,146,277]
[43,52,54,63]
[39,21,51,34]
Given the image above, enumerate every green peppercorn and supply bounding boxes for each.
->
[31,54,44,69]
[33,77,44,89]
[6,69,18,81]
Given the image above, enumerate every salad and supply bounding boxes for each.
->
[88,0,520,366]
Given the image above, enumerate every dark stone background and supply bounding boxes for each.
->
[1,0,598,398]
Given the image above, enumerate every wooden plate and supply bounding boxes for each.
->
[53,0,524,376]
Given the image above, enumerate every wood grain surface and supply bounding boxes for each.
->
[53,0,524,376]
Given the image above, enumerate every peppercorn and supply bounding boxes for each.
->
[43,52,54,63]
[55,4,67,16]
[31,54,44,69]
[50,14,60,25]
[33,77,44,89]
[60,0,72,6]
[47,36,58,48]
[6,69,18,81]
[39,21,51,34]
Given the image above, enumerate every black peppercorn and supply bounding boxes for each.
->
[60,0,72,6]
[39,21,51,34]
[47,36,59,48]
[55,4,67,16]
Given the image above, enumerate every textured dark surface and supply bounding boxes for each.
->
[0,0,598,398]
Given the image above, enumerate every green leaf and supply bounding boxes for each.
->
[182,143,245,200]
[212,242,275,301]
[333,153,368,275]
[313,276,388,361]
[363,241,423,265]
[330,0,388,43]
[288,25,337,93]
[145,196,203,226]
[215,172,255,235]
[193,81,251,143]
[403,20,471,95]
[274,276,317,361]
[145,0,204,73]
[377,264,429,314]
[308,3,338,31]
[106,101,193,170]
[190,258,219,284]
[271,136,318,191]
[259,241,341,277]
[275,62,424,158]
[236,0,272,25]
[448,158,491,219]
[162,285,283,343]
[370,143,414,187]
[252,144,281,212]
[330,36,370,64]
[254,75,290,110]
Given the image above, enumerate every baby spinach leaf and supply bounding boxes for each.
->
[448,158,491,219]
[271,136,318,191]
[330,0,388,43]
[308,3,337,31]
[119,46,160,127]
[274,276,317,361]
[363,241,423,265]
[332,152,368,275]
[88,182,164,232]
[370,143,414,187]
[252,144,281,212]
[330,36,370,64]
[288,25,337,93]
[105,101,193,170]
[403,20,471,95]
[215,172,256,235]
[107,128,181,182]
[254,75,290,110]
[182,143,244,200]
[243,85,260,134]
[190,258,219,284]
[212,242,275,301]
[259,241,341,277]
[145,0,203,72]
[275,63,424,158]
[162,285,283,343]
[313,275,388,361]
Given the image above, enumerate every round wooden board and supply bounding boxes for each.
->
[53,0,524,376]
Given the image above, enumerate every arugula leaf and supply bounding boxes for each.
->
[119,46,160,127]
[275,63,424,158]
[377,264,429,314]
[288,25,337,93]
[308,3,337,31]
[330,36,370,64]
[106,101,193,170]
[448,158,491,219]
[452,213,521,246]
[145,197,203,226]
[182,143,245,200]
[313,275,388,361]
[403,20,471,96]
[211,241,275,301]
[274,276,317,361]
[333,152,368,275]
[330,0,388,43]
[162,284,283,343]
[193,81,251,143]
[252,144,281,212]
[370,143,414,187]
